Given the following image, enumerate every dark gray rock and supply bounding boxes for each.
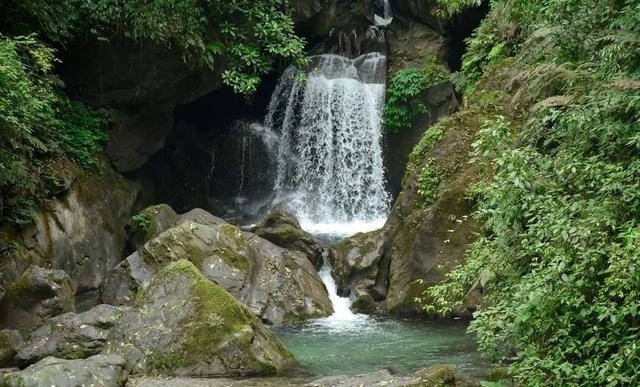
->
[0,330,22,368]
[350,285,377,314]
[101,221,332,324]
[0,266,75,333]
[105,260,296,376]
[1,354,128,387]
[327,229,385,299]
[251,210,325,268]
[15,304,127,365]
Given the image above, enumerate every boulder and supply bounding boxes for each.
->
[251,209,325,268]
[101,221,332,324]
[127,204,179,252]
[0,330,22,368]
[15,304,127,365]
[105,260,296,376]
[0,266,75,333]
[1,354,128,387]
[350,285,377,314]
[327,229,386,299]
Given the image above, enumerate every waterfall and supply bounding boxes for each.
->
[264,27,390,234]
[374,0,393,27]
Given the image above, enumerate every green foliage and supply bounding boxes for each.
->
[416,160,440,204]
[1,0,308,95]
[132,213,153,233]
[433,0,485,18]
[422,1,640,386]
[0,34,106,226]
[407,119,448,173]
[384,62,448,132]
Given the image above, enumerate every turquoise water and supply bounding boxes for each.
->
[274,316,490,379]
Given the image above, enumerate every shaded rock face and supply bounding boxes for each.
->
[15,304,127,366]
[0,266,75,334]
[60,39,222,172]
[1,354,128,387]
[101,219,332,324]
[0,161,140,295]
[251,210,325,268]
[105,260,296,376]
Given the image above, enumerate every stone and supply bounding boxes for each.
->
[101,221,332,324]
[251,209,325,268]
[127,204,179,252]
[1,354,128,387]
[349,285,377,314]
[15,304,127,365]
[104,260,296,376]
[0,330,22,368]
[0,266,75,334]
[327,229,385,299]
[127,205,226,253]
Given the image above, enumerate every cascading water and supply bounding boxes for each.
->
[265,27,390,235]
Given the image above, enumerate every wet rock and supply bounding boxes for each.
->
[0,330,22,368]
[1,354,128,387]
[327,229,385,299]
[105,260,296,376]
[0,266,75,333]
[101,221,332,324]
[15,304,127,365]
[349,285,377,314]
[251,210,325,268]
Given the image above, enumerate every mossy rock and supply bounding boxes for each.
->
[105,260,296,376]
[0,330,22,367]
[0,266,75,334]
[101,220,332,325]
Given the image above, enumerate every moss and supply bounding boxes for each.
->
[214,224,250,273]
[4,266,52,300]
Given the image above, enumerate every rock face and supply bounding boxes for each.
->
[15,304,127,365]
[105,260,296,376]
[0,266,75,333]
[60,39,223,172]
[0,161,140,296]
[1,354,128,387]
[251,210,325,268]
[101,219,332,324]
[0,330,22,368]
